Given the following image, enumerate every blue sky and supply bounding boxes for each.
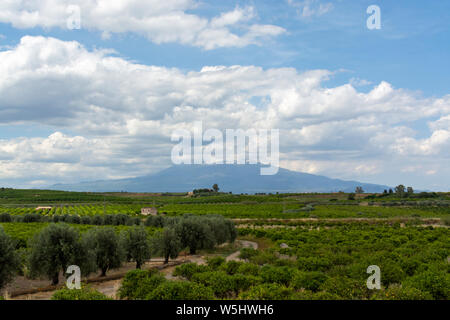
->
[0,0,449,190]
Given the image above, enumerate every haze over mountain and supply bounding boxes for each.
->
[49,164,390,194]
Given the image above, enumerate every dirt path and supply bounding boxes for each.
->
[226,240,258,262]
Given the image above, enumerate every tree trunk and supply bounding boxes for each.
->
[136,261,142,269]
[164,254,169,264]
[189,247,196,255]
[101,267,107,277]
[52,272,59,285]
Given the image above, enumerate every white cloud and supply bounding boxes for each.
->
[288,0,334,18]
[0,36,449,189]
[0,1,285,50]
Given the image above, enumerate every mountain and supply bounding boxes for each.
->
[49,164,391,193]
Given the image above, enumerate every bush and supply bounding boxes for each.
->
[51,286,112,300]
[145,215,164,228]
[146,281,214,300]
[292,271,328,292]
[320,276,369,300]
[206,256,226,270]
[260,266,294,286]
[23,213,41,223]
[239,283,295,300]
[236,263,260,276]
[173,263,211,281]
[220,261,243,275]
[372,284,433,300]
[0,213,12,223]
[80,216,92,225]
[239,248,259,260]
[118,269,165,300]
[92,215,104,225]
[191,271,235,298]
[231,274,261,293]
[297,256,332,272]
[404,270,450,300]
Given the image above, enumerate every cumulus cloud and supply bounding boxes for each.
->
[0,36,449,189]
[0,1,285,50]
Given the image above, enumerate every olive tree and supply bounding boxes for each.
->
[0,226,19,290]
[204,215,237,245]
[175,216,215,255]
[83,227,124,277]
[121,226,151,269]
[152,227,182,264]
[29,223,90,285]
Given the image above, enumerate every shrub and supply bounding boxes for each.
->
[0,213,12,223]
[231,274,261,293]
[206,256,226,270]
[146,281,214,300]
[372,284,433,300]
[249,250,277,265]
[297,256,332,272]
[239,283,295,300]
[236,263,260,276]
[320,276,369,300]
[311,291,342,300]
[260,266,294,286]
[292,271,328,292]
[23,213,41,223]
[92,215,104,225]
[173,263,211,280]
[118,269,165,300]
[80,216,92,225]
[191,271,235,298]
[145,215,164,228]
[404,270,450,300]
[220,260,243,275]
[51,286,112,300]
[239,248,259,260]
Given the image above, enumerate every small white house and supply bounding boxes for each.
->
[36,206,52,211]
[141,207,158,216]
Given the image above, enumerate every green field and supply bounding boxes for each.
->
[0,189,448,300]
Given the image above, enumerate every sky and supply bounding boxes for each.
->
[0,0,449,191]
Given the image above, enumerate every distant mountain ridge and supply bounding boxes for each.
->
[49,164,390,193]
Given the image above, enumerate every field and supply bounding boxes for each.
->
[0,189,448,300]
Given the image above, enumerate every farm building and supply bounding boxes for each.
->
[36,206,52,210]
[141,207,158,216]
